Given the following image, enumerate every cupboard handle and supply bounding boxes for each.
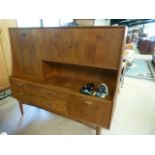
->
[68,40,72,48]
[17,84,25,87]
[46,92,54,96]
[21,33,26,37]
[19,92,24,96]
[84,100,93,105]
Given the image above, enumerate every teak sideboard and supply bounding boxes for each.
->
[9,27,126,134]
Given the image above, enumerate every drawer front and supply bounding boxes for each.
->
[10,78,27,100]
[67,95,112,128]
[10,78,68,114]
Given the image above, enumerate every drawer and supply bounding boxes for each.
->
[67,94,112,128]
[10,78,68,115]
[10,78,27,100]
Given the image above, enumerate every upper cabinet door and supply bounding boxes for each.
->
[41,27,125,69]
[9,29,43,80]
[60,28,96,65]
[95,28,125,69]
[41,28,62,61]
[42,28,96,66]
[42,28,95,65]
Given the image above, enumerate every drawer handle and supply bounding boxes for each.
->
[84,101,93,105]
[19,92,24,96]
[67,40,72,48]
[17,84,25,87]
[46,92,54,96]
[21,33,26,37]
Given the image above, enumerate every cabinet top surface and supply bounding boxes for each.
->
[9,26,126,30]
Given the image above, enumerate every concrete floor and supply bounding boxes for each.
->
[0,77,155,135]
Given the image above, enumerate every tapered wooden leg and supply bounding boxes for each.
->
[96,127,101,135]
[19,101,24,115]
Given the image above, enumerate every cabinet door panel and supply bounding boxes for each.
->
[41,29,62,61]
[42,28,96,66]
[54,29,96,65]
[9,29,42,80]
[95,28,124,69]
[67,94,112,128]
[42,28,124,69]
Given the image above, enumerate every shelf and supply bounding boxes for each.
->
[43,59,118,71]
[43,75,114,103]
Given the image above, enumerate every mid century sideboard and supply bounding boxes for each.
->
[9,26,126,134]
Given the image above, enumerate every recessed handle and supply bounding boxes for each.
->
[68,39,72,48]
[84,100,93,105]
[46,92,55,97]
[17,84,25,87]
[21,33,26,37]
[19,92,24,96]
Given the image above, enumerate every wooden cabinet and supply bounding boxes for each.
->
[0,19,16,90]
[0,44,9,90]
[9,27,126,133]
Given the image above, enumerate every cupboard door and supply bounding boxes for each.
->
[9,29,42,80]
[42,28,96,66]
[42,29,76,63]
[67,94,112,128]
[62,28,96,66]
[95,28,124,69]
[42,27,125,69]
[41,28,62,61]
[61,28,124,70]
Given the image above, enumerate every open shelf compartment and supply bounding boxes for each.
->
[42,61,118,102]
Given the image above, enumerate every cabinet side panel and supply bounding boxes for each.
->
[110,27,127,128]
